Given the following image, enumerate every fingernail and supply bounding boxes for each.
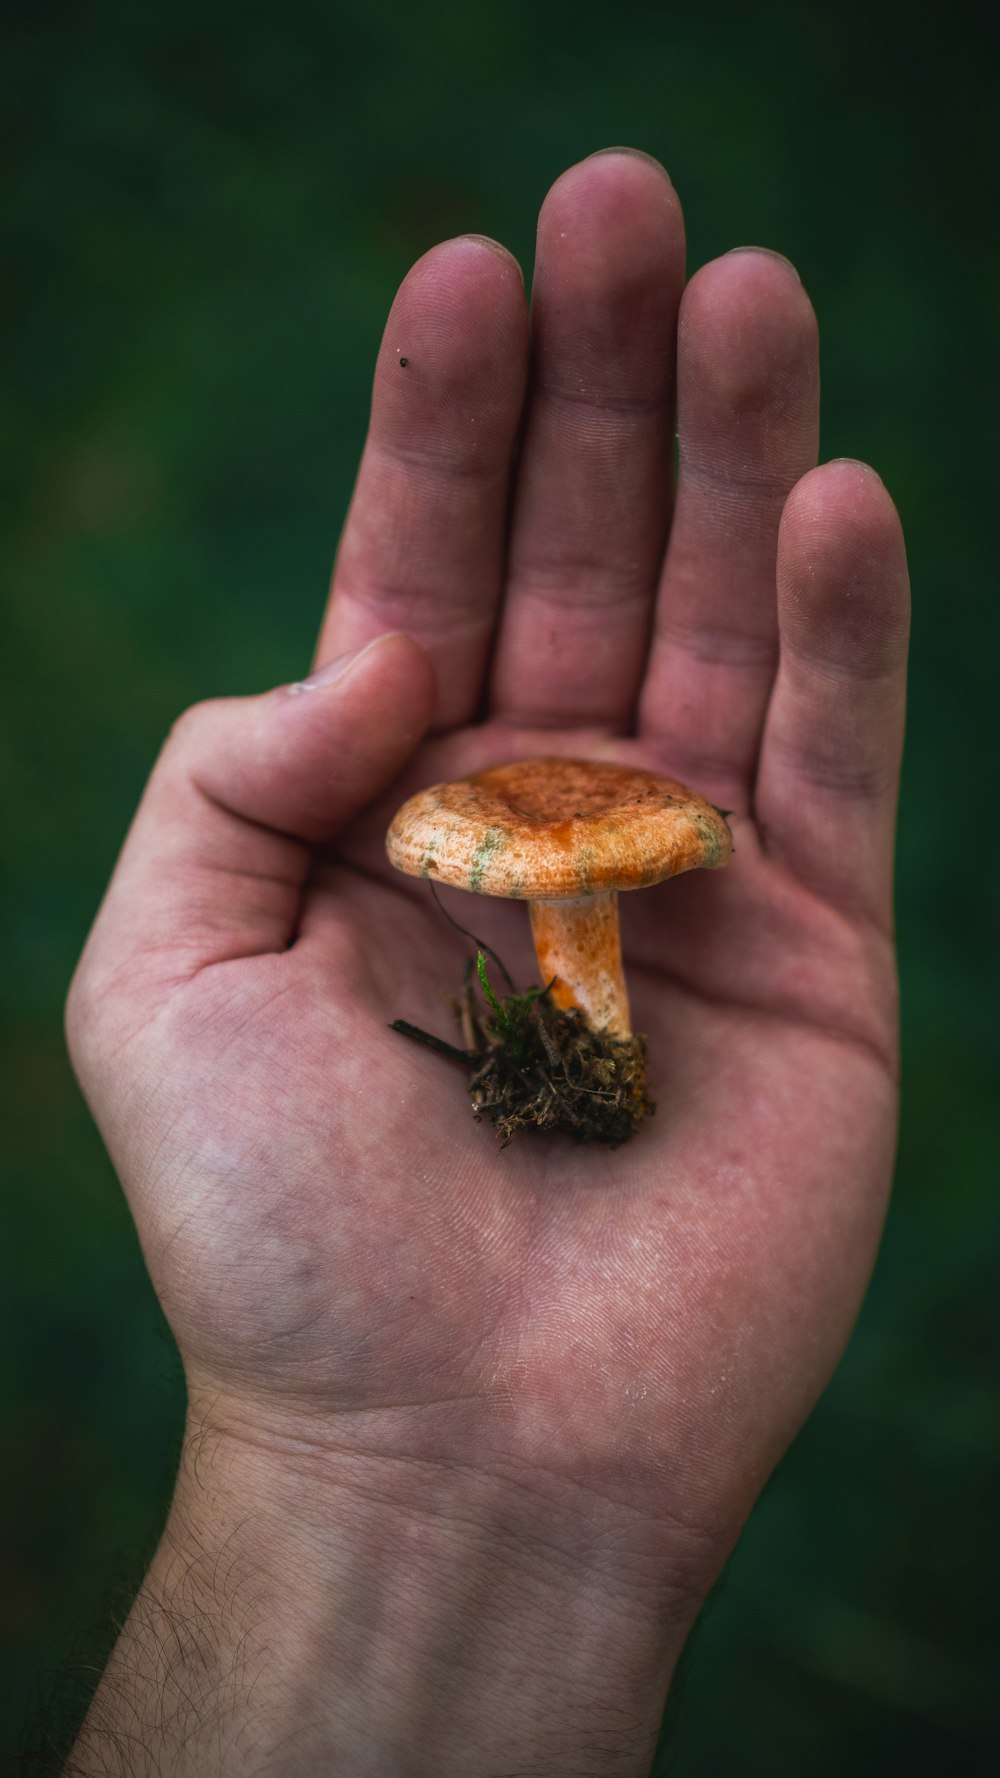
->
[725,245,801,281]
[286,634,396,695]
[458,234,524,279]
[587,146,670,176]
[829,457,885,484]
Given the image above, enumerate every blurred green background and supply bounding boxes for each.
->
[3,0,997,1769]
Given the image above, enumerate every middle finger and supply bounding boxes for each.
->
[489,151,685,730]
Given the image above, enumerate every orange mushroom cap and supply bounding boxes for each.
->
[385,757,732,899]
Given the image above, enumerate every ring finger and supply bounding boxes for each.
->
[639,248,820,807]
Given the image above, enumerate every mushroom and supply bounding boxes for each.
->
[386,757,732,1037]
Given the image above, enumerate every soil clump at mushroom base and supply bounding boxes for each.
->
[391,954,653,1148]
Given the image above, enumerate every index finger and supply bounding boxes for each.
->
[316,236,529,730]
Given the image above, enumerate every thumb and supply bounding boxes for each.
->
[72,633,434,1001]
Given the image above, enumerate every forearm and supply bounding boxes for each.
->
[65,1400,705,1777]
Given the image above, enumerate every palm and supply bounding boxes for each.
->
[72,153,908,1557]
[130,708,894,1541]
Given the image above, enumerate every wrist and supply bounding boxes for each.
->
[70,1389,715,1776]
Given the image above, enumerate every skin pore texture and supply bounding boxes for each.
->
[63,148,909,1776]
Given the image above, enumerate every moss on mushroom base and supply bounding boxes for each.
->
[452,964,653,1148]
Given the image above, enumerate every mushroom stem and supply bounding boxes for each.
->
[528,893,631,1038]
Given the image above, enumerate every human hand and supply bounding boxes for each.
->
[66,151,908,1774]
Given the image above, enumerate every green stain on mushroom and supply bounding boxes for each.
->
[576,844,598,895]
[468,826,506,892]
[693,810,729,866]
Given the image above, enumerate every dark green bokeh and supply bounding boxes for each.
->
[3,0,997,1768]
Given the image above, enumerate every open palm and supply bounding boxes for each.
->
[68,152,909,1598]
